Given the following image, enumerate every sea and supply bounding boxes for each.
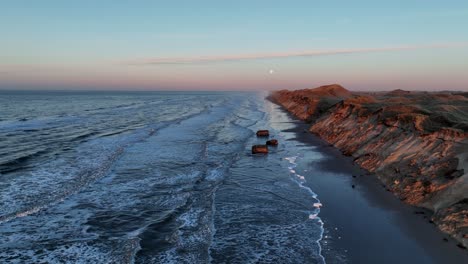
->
[0,91,325,263]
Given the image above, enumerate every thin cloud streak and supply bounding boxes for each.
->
[127,42,468,65]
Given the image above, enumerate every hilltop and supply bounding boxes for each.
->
[268,84,352,121]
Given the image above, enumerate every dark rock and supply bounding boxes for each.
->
[252,145,268,154]
[266,139,278,146]
[457,243,467,249]
[351,184,355,188]
[352,175,357,178]
[443,238,449,242]
[256,130,269,137]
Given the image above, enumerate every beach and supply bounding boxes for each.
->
[271,105,468,263]
[0,90,467,263]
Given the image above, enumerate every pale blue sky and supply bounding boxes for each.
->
[1,0,468,90]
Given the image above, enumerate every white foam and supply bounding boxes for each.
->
[0,242,122,263]
[205,167,224,182]
[309,213,318,220]
[126,226,146,239]
[178,208,202,228]
[284,156,298,164]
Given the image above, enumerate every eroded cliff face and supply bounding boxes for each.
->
[269,84,353,121]
[270,85,468,247]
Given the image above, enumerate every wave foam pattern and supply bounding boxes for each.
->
[0,91,326,263]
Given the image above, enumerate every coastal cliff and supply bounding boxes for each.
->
[269,84,468,247]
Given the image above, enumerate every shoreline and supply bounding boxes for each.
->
[277,107,468,263]
[268,85,468,247]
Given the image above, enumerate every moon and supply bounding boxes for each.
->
[269,69,274,74]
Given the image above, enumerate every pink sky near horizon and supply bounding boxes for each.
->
[2,45,468,92]
[2,2,468,91]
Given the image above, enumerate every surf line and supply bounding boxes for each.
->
[285,154,326,263]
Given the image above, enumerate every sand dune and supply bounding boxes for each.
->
[269,84,468,247]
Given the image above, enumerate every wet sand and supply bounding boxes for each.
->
[279,111,468,263]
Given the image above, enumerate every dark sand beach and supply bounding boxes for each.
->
[1,91,466,263]
[279,110,468,264]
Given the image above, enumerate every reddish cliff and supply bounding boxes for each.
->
[269,84,352,121]
[270,85,468,246]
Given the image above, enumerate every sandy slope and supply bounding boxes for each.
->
[269,84,468,247]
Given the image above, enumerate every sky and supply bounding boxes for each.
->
[1,0,468,91]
